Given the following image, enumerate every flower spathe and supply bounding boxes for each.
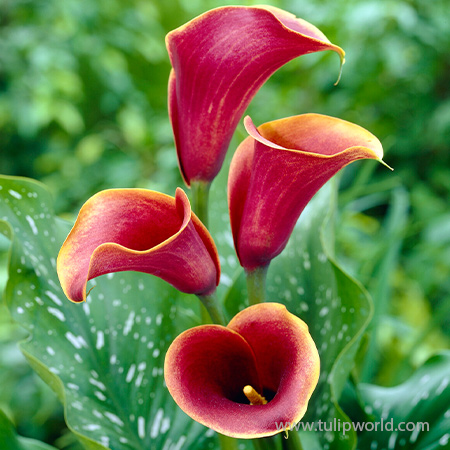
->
[229,114,385,271]
[167,5,345,186]
[164,303,320,438]
[57,188,220,302]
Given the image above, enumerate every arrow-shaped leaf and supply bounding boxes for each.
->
[0,175,214,450]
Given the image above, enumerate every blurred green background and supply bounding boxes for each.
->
[1,0,449,447]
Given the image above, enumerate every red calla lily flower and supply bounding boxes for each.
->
[164,303,319,438]
[57,188,220,302]
[229,114,386,271]
[166,5,345,186]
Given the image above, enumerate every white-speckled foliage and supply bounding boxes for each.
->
[2,171,447,450]
[215,179,373,450]
[0,176,213,450]
[0,173,375,450]
[357,353,450,450]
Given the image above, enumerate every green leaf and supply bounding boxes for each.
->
[356,352,450,450]
[1,165,375,450]
[0,175,214,449]
[213,177,373,450]
[0,408,57,450]
[263,181,373,450]
[359,186,409,383]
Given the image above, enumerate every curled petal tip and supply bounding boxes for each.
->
[230,114,385,270]
[57,188,220,301]
[175,186,188,198]
[243,116,285,151]
[243,115,253,130]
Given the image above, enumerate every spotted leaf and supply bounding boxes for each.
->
[210,172,372,449]
[0,176,214,450]
[356,352,450,450]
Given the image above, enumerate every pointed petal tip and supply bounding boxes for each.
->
[85,286,95,301]
[167,5,347,185]
[334,55,346,86]
[378,158,394,171]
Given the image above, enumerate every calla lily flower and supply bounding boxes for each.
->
[57,188,220,302]
[229,114,386,271]
[167,5,345,186]
[164,303,319,438]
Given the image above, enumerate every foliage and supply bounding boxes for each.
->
[1,0,449,210]
[0,0,449,448]
[350,352,450,450]
[0,408,57,450]
[0,165,370,450]
[0,176,213,450]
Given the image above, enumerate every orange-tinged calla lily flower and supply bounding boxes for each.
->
[164,303,319,438]
[229,114,386,271]
[166,5,345,186]
[57,188,220,302]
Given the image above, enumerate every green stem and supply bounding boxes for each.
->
[200,298,212,324]
[218,434,239,450]
[191,180,211,228]
[198,303,211,326]
[191,180,213,324]
[281,431,303,450]
[197,293,226,325]
[245,266,268,305]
